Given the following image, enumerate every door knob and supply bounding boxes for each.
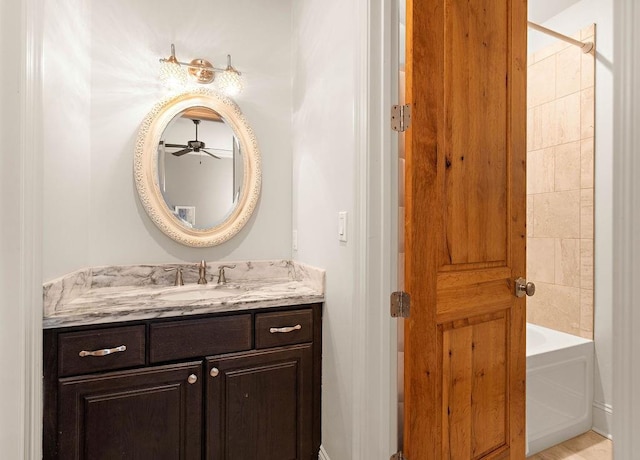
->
[515,277,535,297]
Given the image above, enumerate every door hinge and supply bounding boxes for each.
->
[390,291,411,318]
[391,104,411,132]
[391,452,407,460]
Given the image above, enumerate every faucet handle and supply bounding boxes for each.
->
[216,264,236,285]
[164,267,184,286]
[217,264,236,270]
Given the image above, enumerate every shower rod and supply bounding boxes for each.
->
[528,21,594,54]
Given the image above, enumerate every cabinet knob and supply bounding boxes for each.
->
[210,367,219,378]
[187,374,198,384]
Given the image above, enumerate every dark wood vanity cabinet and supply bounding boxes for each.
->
[44,303,322,460]
[58,362,203,460]
[206,346,313,460]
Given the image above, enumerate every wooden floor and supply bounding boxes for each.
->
[528,431,612,460]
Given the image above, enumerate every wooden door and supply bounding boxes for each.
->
[58,361,203,460]
[206,345,313,460]
[403,0,527,459]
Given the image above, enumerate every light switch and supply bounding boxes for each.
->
[338,212,348,242]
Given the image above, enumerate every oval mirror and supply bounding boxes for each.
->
[135,90,261,247]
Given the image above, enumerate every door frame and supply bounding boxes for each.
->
[350,0,399,458]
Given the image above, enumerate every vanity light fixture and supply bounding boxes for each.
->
[159,44,244,95]
[159,44,188,90]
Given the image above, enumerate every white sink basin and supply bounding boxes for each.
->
[160,287,239,302]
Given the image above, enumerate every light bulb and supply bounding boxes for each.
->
[159,44,188,90]
[216,55,243,96]
[159,60,188,90]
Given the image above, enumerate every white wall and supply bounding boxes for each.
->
[42,0,294,281]
[292,0,358,457]
[42,0,92,278]
[527,0,614,437]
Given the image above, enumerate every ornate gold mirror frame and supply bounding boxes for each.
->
[134,89,261,247]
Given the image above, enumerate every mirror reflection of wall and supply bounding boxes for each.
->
[159,108,241,229]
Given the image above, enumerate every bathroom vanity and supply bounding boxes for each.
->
[42,261,324,460]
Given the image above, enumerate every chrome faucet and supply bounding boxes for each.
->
[217,264,236,285]
[197,260,208,284]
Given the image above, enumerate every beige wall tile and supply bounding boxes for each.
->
[533,190,580,238]
[581,138,594,188]
[528,56,556,107]
[581,48,595,89]
[556,47,581,98]
[555,92,582,145]
[528,103,549,151]
[527,195,534,238]
[532,39,568,65]
[527,147,555,194]
[527,282,581,335]
[527,238,555,283]
[581,87,595,138]
[581,188,594,238]
[527,107,534,152]
[529,93,581,150]
[580,289,594,335]
[581,239,594,290]
[525,28,595,341]
[579,330,593,339]
[555,239,580,287]
[555,141,581,191]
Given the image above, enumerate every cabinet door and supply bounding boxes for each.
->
[58,361,202,460]
[206,345,313,460]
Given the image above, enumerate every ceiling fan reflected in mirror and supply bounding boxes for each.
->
[162,119,228,159]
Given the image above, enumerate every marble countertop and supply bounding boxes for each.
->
[43,260,325,329]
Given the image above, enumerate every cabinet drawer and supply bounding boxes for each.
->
[255,309,313,349]
[149,314,252,363]
[58,325,146,377]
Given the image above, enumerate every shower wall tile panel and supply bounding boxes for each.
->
[527,238,555,283]
[532,190,581,238]
[556,46,581,98]
[554,141,581,191]
[554,239,581,288]
[527,148,555,194]
[580,138,594,188]
[526,25,595,339]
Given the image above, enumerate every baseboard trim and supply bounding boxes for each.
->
[592,400,613,439]
[318,445,331,460]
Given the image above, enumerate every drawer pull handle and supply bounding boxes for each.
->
[187,374,198,384]
[79,345,126,358]
[210,367,219,378]
[269,324,302,334]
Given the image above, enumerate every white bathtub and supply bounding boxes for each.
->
[526,323,594,456]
